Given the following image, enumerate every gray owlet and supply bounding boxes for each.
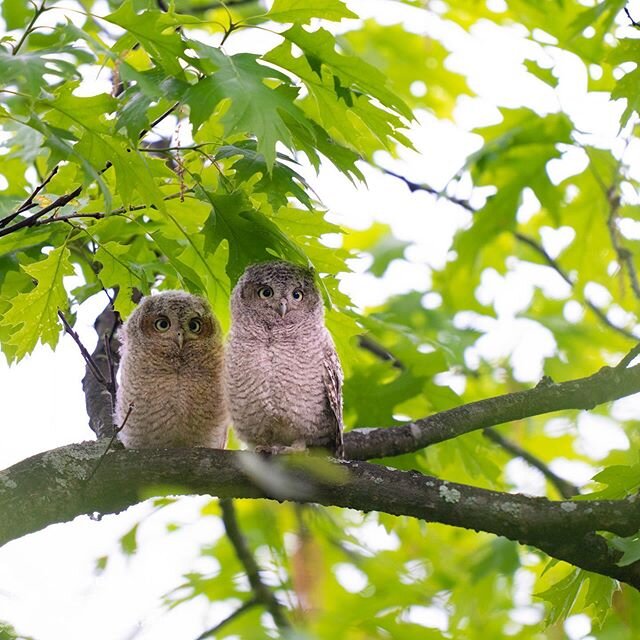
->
[225,261,344,456]
[115,291,229,448]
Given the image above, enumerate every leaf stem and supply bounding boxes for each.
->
[12,0,48,56]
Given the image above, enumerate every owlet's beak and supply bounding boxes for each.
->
[278,298,288,318]
[175,329,184,349]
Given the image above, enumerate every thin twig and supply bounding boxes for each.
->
[58,311,108,386]
[514,232,636,340]
[605,185,640,301]
[220,499,291,632]
[617,342,640,369]
[84,403,133,484]
[0,104,181,240]
[380,167,475,211]
[0,166,59,229]
[11,0,47,55]
[357,335,403,369]
[483,427,578,499]
[195,597,259,640]
[625,7,640,28]
[382,169,638,340]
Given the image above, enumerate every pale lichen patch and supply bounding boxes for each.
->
[561,502,577,512]
[439,484,461,503]
[0,472,17,490]
[499,502,521,517]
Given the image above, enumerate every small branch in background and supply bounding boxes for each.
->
[514,232,636,340]
[0,104,180,241]
[483,427,579,499]
[624,6,640,28]
[219,499,291,632]
[0,166,60,229]
[606,185,640,301]
[58,311,108,387]
[616,341,640,369]
[357,335,403,369]
[381,168,638,341]
[380,167,475,211]
[195,597,259,640]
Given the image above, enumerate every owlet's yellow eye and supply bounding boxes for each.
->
[154,316,171,332]
[258,286,274,299]
[188,318,202,333]
[292,289,303,301]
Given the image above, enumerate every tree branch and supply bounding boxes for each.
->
[343,362,640,460]
[1,445,639,588]
[195,597,259,639]
[380,168,638,340]
[483,427,578,499]
[220,499,290,631]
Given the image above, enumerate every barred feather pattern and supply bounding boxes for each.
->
[115,291,229,449]
[225,262,344,456]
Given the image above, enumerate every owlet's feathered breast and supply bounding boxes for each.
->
[115,291,229,448]
[225,261,344,456]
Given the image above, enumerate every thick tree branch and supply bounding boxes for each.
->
[1,445,639,588]
[343,362,640,460]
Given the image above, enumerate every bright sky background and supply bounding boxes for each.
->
[2,0,640,638]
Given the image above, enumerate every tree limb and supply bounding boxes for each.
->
[1,444,639,588]
[343,362,640,460]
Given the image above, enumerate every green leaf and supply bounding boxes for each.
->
[266,0,357,24]
[185,48,312,168]
[280,25,413,122]
[94,241,150,316]
[202,190,308,283]
[106,2,186,76]
[215,141,314,210]
[2,246,74,361]
[611,534,640,567]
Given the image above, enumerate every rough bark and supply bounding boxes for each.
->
[1,443,640,588]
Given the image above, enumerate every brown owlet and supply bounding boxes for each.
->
[115,291,229,448]
[225,261,344,456]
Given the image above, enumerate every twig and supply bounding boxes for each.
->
[380,167,475,211]
[514,232,636,340]
[219,499,291,632]
[605,185,640,301]
[84,403,133,484]
[58,311,108,386]
[195,597,259,640]
[625,7,640,27]
[483,427,579,499]
[11,0,47,55]
[617,342,640,369]
[381,169,638,340]
[357,335,403,369]
[0,166,59,229]
[0,104,181,240]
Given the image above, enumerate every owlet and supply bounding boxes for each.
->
[225,261,344,456]
[115,291,229,448]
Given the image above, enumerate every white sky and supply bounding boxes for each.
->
[1,0,640,637]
